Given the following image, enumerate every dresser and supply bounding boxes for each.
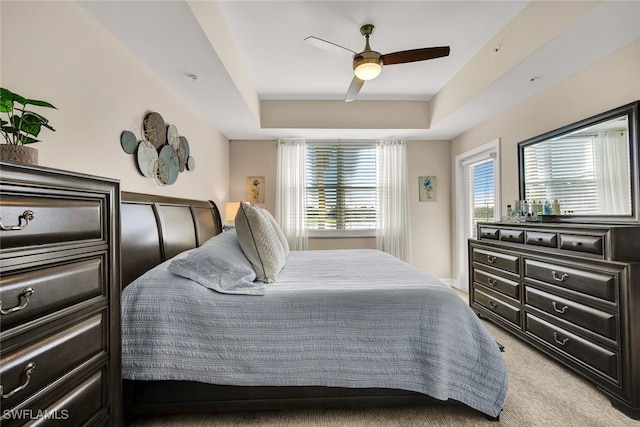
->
[469,221,640,419]
[0,162,120,426]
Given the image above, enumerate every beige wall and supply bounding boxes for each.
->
[407,140,451,278]
[450,39,640,283]
[229,139,453,278]
[1,1,229,204]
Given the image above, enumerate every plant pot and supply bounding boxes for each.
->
[0,145,39,165]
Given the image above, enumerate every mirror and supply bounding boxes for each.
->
[518,101,639,223]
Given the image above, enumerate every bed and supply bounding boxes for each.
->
[120,192,508,421]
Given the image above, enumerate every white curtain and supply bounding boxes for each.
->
[276,139,308,250]
[376,139,411,263]
[595,131,630,214]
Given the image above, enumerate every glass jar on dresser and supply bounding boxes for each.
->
[0,162,120,426]
[469,221,640,419]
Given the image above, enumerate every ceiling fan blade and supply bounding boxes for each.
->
[304,36,357,56]
[381,46,450,66]
[345,77,364,102]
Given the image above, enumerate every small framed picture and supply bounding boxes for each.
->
[419,176,437,202]
[246,176,265,204]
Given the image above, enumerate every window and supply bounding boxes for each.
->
[454,138,500,291]
[305,142,377,233]
[523,137,597,213]
[522,134,633,215]
[465,158,495,239]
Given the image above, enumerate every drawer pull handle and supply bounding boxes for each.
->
[572,241,583,247]
[553,332,569,346]
[537,237,543,242]
[487,278,498,286]
[552,271,569,282]
[0,362,36,399]
[552,301,568,314]
[0,287,35,315]
[487,255,497,264]
[0,210,35,231]
[488,300,499,309]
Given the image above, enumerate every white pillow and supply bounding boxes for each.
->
[167,230,265,295]
[257,206,290,256]
[235,202,286,283]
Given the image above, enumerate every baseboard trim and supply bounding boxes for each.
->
[441,278,467,292]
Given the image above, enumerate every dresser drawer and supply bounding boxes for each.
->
[473,268,520,299]
[525,314,618,381]
[0,313,106,409]
[559,233,603,256]
[479,227,499,240]
[43,369,106,427]
[526,231,557,248]
[0,195,103,250]
[524,259,616,302]
[0,256,105,331]
[525,287,616,340]
[473,288,521,326]
[471,248,519,274]
[1,368,106,427]
[499,229,524,243]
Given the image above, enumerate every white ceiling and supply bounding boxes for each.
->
[82,0,640,141]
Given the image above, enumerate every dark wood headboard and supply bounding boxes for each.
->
[120,192,222,288]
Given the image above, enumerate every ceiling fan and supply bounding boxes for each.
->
[304,24,450,102]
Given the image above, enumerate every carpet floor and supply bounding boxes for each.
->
[129,291,639,427]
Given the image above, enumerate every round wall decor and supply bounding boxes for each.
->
[121,111,195,186]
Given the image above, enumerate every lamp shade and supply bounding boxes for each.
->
[354,58,382,80]
[224,201,241,222]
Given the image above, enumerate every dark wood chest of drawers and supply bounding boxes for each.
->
[469,221,640,419]
[0,162,120,426]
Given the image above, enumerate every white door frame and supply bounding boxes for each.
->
[454,138,501,291]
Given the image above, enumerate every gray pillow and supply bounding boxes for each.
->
[167,230,265,295]
[235,202,286,283]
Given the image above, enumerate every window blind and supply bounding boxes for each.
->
[305,143,377,231]
[524,137,597,213]
[465,158,495,239]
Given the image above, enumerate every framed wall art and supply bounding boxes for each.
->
[246,176,265,204]
[419,176,437,202]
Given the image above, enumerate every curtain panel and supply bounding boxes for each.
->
[276,139,309,250]
[376,139,411,263]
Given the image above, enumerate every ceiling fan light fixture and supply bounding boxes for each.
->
[354,57,382,80]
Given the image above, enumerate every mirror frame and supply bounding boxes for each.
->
[518,100,640,224]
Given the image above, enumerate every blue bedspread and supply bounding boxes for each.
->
[122,249,507,417]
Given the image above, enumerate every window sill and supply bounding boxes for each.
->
[308,230,376,238]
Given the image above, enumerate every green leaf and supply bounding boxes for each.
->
[24,98,57,109]
[0,88,27,106]
[21,135,40,144]
[0,88,15,113]
[12,114,42,137]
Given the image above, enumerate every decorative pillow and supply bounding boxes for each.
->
[167,230,265,295]
[258,206,290,256]
[235,202,286,283]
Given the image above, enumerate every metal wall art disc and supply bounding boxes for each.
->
[179,136,190,159]
[120,130,138,154]
[143,112,166,149]
[136,140,159,177]
[175,143,187,172]
[154,158,168,186]
[187,156,195,171]
[167,124,180,149]
[159,145,179,185]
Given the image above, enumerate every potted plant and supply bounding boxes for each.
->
[0,87,57,165]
